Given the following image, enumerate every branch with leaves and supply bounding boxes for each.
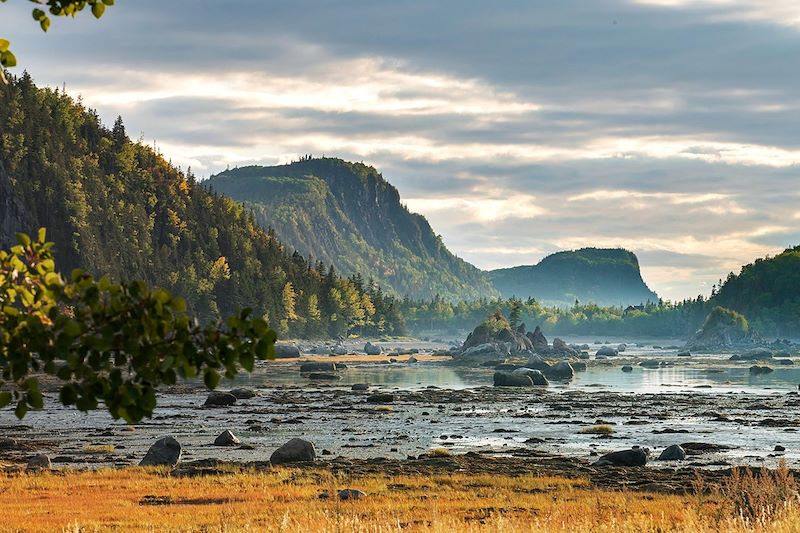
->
[1,0,115,80]
[0,229,277,423]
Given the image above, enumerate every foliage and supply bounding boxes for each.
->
[0,73,406,338]
[701,306,749,335]
[0,0,115,78]
[488,247,659,308]
[206,158,498,301]
[0,229,276,422]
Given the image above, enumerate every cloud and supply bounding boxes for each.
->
[4,0,800,301]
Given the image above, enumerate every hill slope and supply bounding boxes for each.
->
[206,158,498,300]
[0,74,405,337]
[488,248,659,307]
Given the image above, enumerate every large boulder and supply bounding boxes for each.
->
[274,343,301,359]
[213,430,241,446]
[140,436,182,467]
[547,360,574,381]
[525,354,551,372]
[270,438,316,465]
[229,388,256,400]
[364,342,383,355]
[526,326,549,353]
[657,444,686,461]
[26,454,52,471]
[493,372,533,387]
[749,365,774,375]
[512,367,549,386]
[459,343,509,362]
[300,362,338,373]
[204,391,237,407]
[731,348,774,361]
[594,447,649,467]
[332,344,348,356]
[596,346,619,357]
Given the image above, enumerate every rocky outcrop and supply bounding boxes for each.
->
[526,326,549,353]
[685,306,752,351]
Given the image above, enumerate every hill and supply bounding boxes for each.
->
[0,73,405,338]
[206,158,497,301]
[712,246,800,336]
[488,248,659,307]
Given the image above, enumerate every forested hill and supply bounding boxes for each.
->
[488,248,659,307]
[712,246,800,336]
[206,158,498,301]
[0,73,406,338]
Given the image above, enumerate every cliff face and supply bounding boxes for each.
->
[0,160,30,250]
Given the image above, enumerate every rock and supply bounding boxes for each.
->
[775,445,786,452]
[140,436,182,467]
[777,359,794,366]
[749,365,774,375]
[657,444,686,461]
[493,372,533,387]
[621,365,633,372]
[571,362,587,372]
[367,393,395,403]
[213,430,240,446]
[596,346,618,357]
[594,447,649,467]
[338,488,367,500]
[677,351,691,357]
[204,391,237,407]
[270,438,316,465]
[525,354,551,372]
[351,383,370,391]
[0,437,16,449]
[639,359,662,369]
[407,356,418,364]
[547,360,574,381]
[512,367,549,386]
[364,342,383,355]
[617,343,627,353]
[552,338,568,351]
[308,372,340,380]
[229,388,256,399]
[578,351,590,360]
[685,307,751,351]
[274,343,301,359]
[731,348,774,361]
[458,343,509,363]
[26,454,52,471]
[333,344,348,356]
[300,362,338,373]
[526,326,549,353]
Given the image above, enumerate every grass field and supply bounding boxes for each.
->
[0,464,798,532]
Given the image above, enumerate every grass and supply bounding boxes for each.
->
[82,444,116,454]
[579,424,615,435]
[374,405,394,412]
[428,448,452,457]
[0,465,799,532]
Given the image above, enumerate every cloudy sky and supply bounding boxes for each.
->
[4,0,800,301]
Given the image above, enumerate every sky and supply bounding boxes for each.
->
[3,0,800,301]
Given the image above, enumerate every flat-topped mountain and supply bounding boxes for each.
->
[488,248,659,307]
[206,158,498,300]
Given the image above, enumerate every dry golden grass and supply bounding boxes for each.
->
[82,444,116,454]
[579,424,616,435]
[0,465,799,532]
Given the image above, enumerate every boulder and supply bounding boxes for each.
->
[460,343,509,362]
[512,367,549,386]
[204,391,237,407]
[274,343,301,359]
[270,438,316,465]
[749,365,774,375]
[351,383,370,391]
[338,488,367,500]
[639,359,662,369]
[333,344,348,356]
[364,342,383,355]
[776,359,794,366]
[407,356,418,364]
[26,454,51,471]
[526,326,549,353]
[229,388,256,400]
[571,362,587,372]
[594,447,649,467]
[657,444,686,461]
[140,436,182,467]
[552,338,568,351]
[300,362,338,373]
[596,346,618,357]
[525,354,551,372]
[493,372,533,387]
[731,348,774,361]
[547,360,575,380]
[367,393,395,403]
[617,343,627,353]
[213,430,240,446]
[621,365,633,372]
[677,351,691,357]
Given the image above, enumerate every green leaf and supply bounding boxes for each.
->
[15,232,30,247]
[27,390,44,410]
[37,227,47,243]
[63,319,82,337]
[203,369,220,390]
[92,2,105,18]
[32,8,45,21]
[14,400,27,419]
[0,39,9,53]
[0,392,12,409]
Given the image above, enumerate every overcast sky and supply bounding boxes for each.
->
[4,0,800,301]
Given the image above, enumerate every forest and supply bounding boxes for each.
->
[0,73,406,339]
